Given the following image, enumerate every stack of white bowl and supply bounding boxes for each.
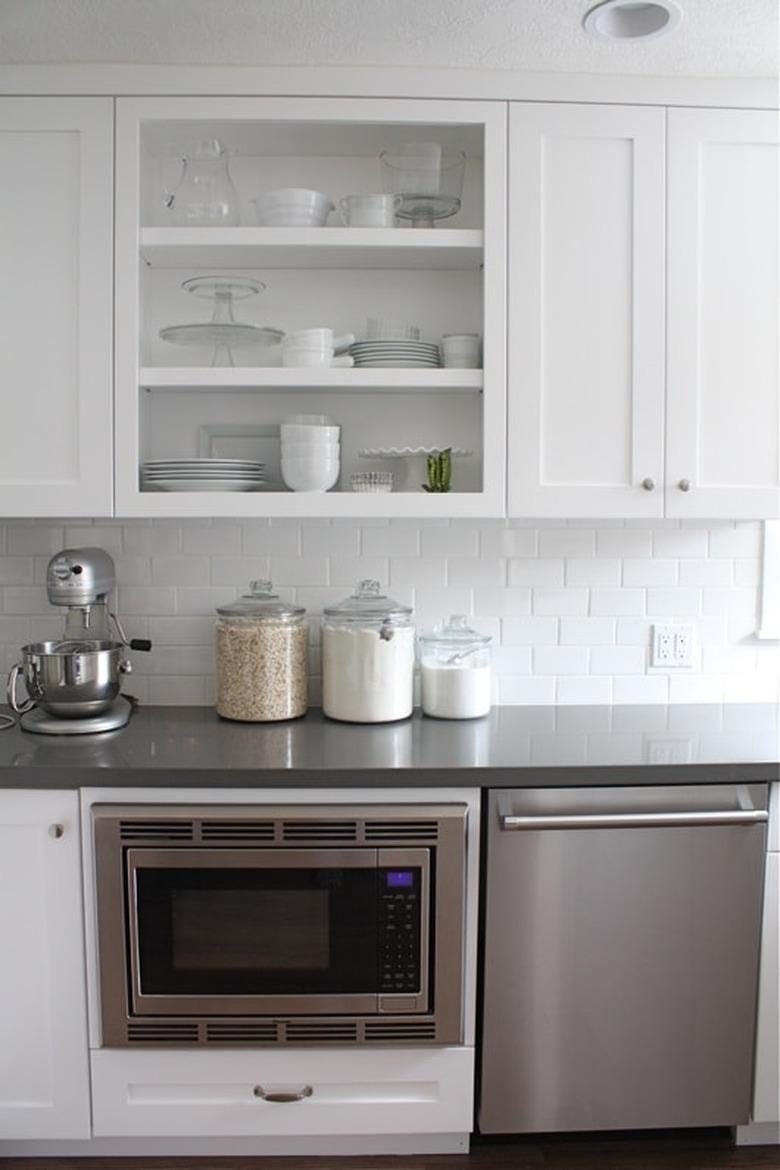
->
[281,414,340,492]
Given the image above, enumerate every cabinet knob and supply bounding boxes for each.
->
[253,1084,313,1103]
[641,478,655,491]
[678,478,691,492]
[48,823,64,839]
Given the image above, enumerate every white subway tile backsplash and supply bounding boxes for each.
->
[421,526,479,557]
[556,676,613,705]
[559,617,616,645]
[678,559,733,587]
[709,523,762,558]
[590,645,646,675]
[533,646,590,675]
[538,529,595,558]
[646,588,702,617]
[502,616,558,645]
[480,527,536,558]
[590,589,645,616]
[623,559,677,587]
[509,559,564,587]
[0,518,771,707]
[533,588,589,616]
[565,559,621,587]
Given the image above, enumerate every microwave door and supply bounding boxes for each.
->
[125,847,429,1018]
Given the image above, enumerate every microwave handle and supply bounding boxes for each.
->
[253,1084,313,1104]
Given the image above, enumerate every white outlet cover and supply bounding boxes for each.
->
[651,623,695,669]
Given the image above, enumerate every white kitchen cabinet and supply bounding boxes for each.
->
[91,1047,473,1138]
[666,108,779,519]
[0,98,113,517]
[114,96,506,518]
[508,103,778,520]
[507,103,666,518]
[0,790,90,1139]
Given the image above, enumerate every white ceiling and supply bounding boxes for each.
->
[0,0,776,77]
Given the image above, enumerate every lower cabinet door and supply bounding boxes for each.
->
[90,1047,474,1138]
[0,790,90,1139]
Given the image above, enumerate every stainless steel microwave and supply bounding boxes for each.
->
[93,803,468,1047]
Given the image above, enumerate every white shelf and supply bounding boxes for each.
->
[139,367,483,393]
[127,488,495,519]
[139,227,484,270]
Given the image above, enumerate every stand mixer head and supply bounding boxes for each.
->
[46,547,152,650]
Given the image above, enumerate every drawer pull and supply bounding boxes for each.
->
[48,823,65,839]
[253,1084,313,1103]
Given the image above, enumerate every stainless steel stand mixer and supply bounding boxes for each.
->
[6,547,152,735]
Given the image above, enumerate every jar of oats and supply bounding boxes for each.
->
[215,581,307,722]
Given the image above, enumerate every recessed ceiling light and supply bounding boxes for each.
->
[583,0,683,41]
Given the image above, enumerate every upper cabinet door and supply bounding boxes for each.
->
[507,103,665,518]
[666,109,779,519]
[0,98,113,517]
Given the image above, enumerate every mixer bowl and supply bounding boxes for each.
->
[8,640,126,717]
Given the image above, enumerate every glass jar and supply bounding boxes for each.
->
[419,614,492,719]
[322,580,414,723]
[215,581,307,722]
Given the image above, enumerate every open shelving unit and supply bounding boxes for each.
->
[114,96,506,517]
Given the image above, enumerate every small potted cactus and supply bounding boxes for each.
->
[422,448,452,493]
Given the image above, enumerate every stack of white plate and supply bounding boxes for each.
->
[141,459,266,492]
[350,340,440,369]
[280,416,340,492]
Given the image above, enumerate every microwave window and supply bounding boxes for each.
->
[170,889,330,971]
[133,866,380,997]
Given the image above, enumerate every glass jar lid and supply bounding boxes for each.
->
[216,580,305,620]
[419,613,492,648]
[323,579,413,623]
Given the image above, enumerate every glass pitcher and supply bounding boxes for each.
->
[163,138,241,226]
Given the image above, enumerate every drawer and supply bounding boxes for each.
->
[91,1046,474,1138]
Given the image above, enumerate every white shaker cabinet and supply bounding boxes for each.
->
[666,108,779,519]
[0,99,113,517]
[0,790,90,1139]
[507,103,666,518]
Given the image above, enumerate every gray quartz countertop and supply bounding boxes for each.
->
[0,703,776,788]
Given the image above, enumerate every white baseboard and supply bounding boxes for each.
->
[735,1121,780,1146]
[0,1132,469,1157]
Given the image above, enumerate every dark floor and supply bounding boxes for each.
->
[2,1131,780,1170]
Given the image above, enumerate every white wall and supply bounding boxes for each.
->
[0,517,776,706]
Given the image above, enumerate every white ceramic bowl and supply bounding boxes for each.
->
[280,424,341,443]
[251,188,334,227]
[282,414,336,427]
[281,459,340,492]
[281,440,340,457]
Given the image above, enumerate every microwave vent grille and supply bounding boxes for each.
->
[364,1020,437,1041]
[207,1021,278,1044]
[365,820,439,842]
[200,820,275,842]
[282,821,358,843]
[127,1021,200,1044]
[285,1021,359,1043]
[119,821,194,842]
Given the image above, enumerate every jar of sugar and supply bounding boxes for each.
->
[419,614,492,720]
[322,580,414,723]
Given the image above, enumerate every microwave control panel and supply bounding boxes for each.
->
[378,868,421,995]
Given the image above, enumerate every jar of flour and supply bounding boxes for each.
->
[321,580,414,723]
[419,614,492,719]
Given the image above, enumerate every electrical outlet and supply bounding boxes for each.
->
[651,624,695,668]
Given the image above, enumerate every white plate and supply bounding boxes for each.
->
[142,479,267,492]
[353,360,441,368]
[143,459,264,469]
[358,446,473,459]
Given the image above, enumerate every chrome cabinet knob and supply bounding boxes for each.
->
[678,478,691,492]
[48,823,64,839]
[641,478,655,491]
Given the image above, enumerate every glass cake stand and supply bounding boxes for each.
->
[159,275,284,367]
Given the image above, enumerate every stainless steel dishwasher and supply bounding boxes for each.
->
[479,784,769,1134]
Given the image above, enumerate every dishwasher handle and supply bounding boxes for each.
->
[500,809,768,831]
